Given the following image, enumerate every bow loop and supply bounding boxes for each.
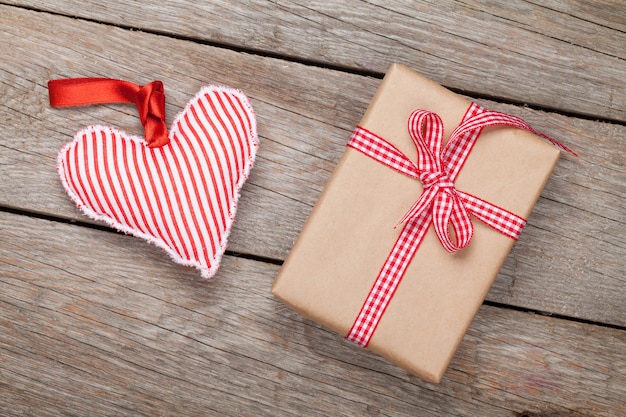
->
[432,190,474,252]
[408,109,444,173]
[400,108,479,251]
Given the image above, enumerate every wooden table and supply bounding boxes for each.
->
[1,1,624,415]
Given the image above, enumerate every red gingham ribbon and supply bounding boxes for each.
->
[345,102,574,347]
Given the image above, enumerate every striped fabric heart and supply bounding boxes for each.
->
[57,85,258,278]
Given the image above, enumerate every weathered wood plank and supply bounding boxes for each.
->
[1,211,624,416]
[0,5,624,328]
[5,0,625,121]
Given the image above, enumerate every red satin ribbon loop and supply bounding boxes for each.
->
[135,81,168,147]
[48,78,169,147]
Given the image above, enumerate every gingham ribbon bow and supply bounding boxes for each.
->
[345,102,574,347]
[398,105,532,251]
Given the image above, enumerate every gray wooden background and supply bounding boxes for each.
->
[1,1,624,416]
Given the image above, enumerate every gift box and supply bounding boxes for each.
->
[272,64,565,383]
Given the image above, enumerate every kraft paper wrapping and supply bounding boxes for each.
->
[272,64,560,383]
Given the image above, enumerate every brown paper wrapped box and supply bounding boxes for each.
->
[272,64,561,383]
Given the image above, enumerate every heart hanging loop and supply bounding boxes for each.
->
[135,81,168,147]
[48,77,169,147]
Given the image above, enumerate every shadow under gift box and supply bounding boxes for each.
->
[272,63,561,383]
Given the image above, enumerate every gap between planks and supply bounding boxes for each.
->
[3,203,623,334]
[5,1,625,126]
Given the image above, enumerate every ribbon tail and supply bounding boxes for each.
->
[456,108,577,157]
[535,132,578,156]
[396,186,437,227]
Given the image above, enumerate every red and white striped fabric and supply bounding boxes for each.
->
[345,102,565,347]
[57,85,258,278]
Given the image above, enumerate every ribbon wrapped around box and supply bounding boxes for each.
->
[272,64,572,383]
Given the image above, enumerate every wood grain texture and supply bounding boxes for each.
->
[6,0,626,121]
[0,1,625,415]
[1,211,624,416]
[0,5,624,328]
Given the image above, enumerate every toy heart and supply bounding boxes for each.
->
[57,85,258,278]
